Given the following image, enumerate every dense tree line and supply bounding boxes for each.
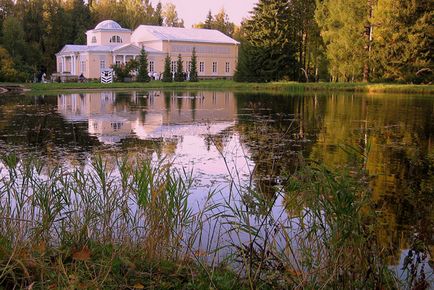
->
[235,0,433,83]
[0,0,183,82]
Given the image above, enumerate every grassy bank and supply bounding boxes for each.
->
[1,153,429,289]
[22,80,434,95]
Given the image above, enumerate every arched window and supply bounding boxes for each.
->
[109,35,122,43]
[91,36,97,43]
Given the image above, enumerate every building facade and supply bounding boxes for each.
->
[55,20,239,80]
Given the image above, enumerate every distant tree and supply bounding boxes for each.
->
[213,8,234,37]
[189,47,198,82]
[0,0,14,39]
[64,0,92,44]
[136,47,150,82]
[0,46,19,81]
[204,10,213,29]
[162,3,184,27]
[162,54,172,82]
[174,54,184,82]
[152,1,163,26]
[2,16,26,62]
[193,8,235,37]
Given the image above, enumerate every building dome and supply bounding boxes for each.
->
[95,20,123,30]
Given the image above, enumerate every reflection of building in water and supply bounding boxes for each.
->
[57,91,237,144]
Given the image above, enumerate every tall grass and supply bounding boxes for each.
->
[0,153,427,289]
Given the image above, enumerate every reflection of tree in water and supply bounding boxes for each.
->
[0,93,170,165]
[308,94,434,265]
[234,92,324,197]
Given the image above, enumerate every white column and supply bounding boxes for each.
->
[61,56,65,73]
[72,55,75,75]
[123,55,126,64]
[112,54,116,66]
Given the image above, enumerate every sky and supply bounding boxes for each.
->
[151,0,258,28]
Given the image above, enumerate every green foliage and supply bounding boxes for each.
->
[162,54,172,82]
[189,47,198,82]
[371,0,433,83]
[162,2,184,27]
[136,47,150,82]
[174,54,184,82]
[1,16,26,62]
[315,0,370,82]
[112,59,138,82]
[195,8,235,37]
[0,46,19,81]
[235,0,296,82]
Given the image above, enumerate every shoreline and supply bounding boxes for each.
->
[1,81,433,95]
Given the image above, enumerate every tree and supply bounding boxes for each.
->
[162,54,172,82]
[136,47,150,82]
[2,16,26,62]
[235,0,295,82]
[371,0,433,83]
[189,47,198,82]
[162,3,184,27]
[112,59,138,82]
[204,10,213,29]
[0,46,19,81]
[174,53,184,82]
[213,8,234,37]
[193,9,235,37]
[315,0,370,82]
[152,1,163,26]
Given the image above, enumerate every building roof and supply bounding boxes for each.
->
[133,25,239,45]
[90,20,131,33]
[56,44,163,55]
[95,20,122,30]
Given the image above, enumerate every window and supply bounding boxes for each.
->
[225,62,230,73]
[81,61,86,73]
[212,62,217,73]
[100,60,105,70]
[91,36,97,43]
[110,35,122,43]
[111,122,123,131]
[171,61,177,72]
[149,61,155,72]
[187,61,192,72]
[199,62,204,73]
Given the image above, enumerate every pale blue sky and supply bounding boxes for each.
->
[151,0,258,27]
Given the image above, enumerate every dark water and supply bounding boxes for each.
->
[0,90,433,274]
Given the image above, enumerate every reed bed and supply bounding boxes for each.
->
[0,153,426,289]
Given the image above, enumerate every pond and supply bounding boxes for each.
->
[0,90,433,285]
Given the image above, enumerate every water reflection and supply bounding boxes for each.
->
[57,91,237,144]
[0,90,432,275]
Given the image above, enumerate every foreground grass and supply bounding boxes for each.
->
[0,153,429,289]
[22,80,434,95]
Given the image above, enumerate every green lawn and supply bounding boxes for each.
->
[10,80,434,94]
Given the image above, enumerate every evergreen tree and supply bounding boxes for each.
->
[174,53,184,82]
[371,0,433,83]
[152,2,163,26]
[162,54,172,82]
[189,47,198,82]
[137,47,150,82]
[236,0,295,82]
[204,10,213,29]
